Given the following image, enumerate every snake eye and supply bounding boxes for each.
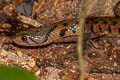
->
[21,36,27,41]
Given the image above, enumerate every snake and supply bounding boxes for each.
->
[12,17,120,46]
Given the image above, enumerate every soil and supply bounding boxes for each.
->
[0,0,120,80]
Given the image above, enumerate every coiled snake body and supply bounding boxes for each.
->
[13,17,120,46]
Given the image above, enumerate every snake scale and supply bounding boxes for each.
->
[13,17,120,46]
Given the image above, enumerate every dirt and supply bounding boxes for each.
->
[0,0,120,80]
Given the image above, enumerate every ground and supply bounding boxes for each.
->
[0,0,120,80]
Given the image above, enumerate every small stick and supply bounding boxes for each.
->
[77,0,97,80]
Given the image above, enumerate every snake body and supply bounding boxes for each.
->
[13,17,120,46]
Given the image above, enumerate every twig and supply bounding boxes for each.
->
[77,0,97,80]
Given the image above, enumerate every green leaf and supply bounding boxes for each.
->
[0,66,38,80]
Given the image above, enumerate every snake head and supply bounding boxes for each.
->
[13,28,49,46]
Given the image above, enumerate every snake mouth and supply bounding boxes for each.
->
[13,34,50,46]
